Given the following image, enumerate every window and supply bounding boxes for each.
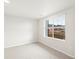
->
[45,15,65,40]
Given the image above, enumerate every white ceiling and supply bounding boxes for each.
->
[4,0,74,19]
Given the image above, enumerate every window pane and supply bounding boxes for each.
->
[53,15,65,39]
[48,20,54,37]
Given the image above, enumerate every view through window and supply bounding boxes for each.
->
[46,15,65,40]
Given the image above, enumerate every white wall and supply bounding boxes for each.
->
[4,14,38,48]
[38,7,75,58]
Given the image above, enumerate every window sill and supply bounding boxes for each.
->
[45,36,65,41]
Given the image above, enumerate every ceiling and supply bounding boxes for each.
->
[4,0,74,19]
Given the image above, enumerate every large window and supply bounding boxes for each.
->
[46,15,65,40]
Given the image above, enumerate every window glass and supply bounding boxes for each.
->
[46,15,65,40]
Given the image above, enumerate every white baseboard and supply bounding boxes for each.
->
[5,41,37,48]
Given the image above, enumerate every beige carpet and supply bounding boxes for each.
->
[5,43,74,59]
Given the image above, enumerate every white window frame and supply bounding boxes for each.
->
[44,13,66,40]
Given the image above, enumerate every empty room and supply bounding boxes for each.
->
[4,0,75,59]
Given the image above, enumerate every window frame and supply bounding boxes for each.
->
[44,13,66,40]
